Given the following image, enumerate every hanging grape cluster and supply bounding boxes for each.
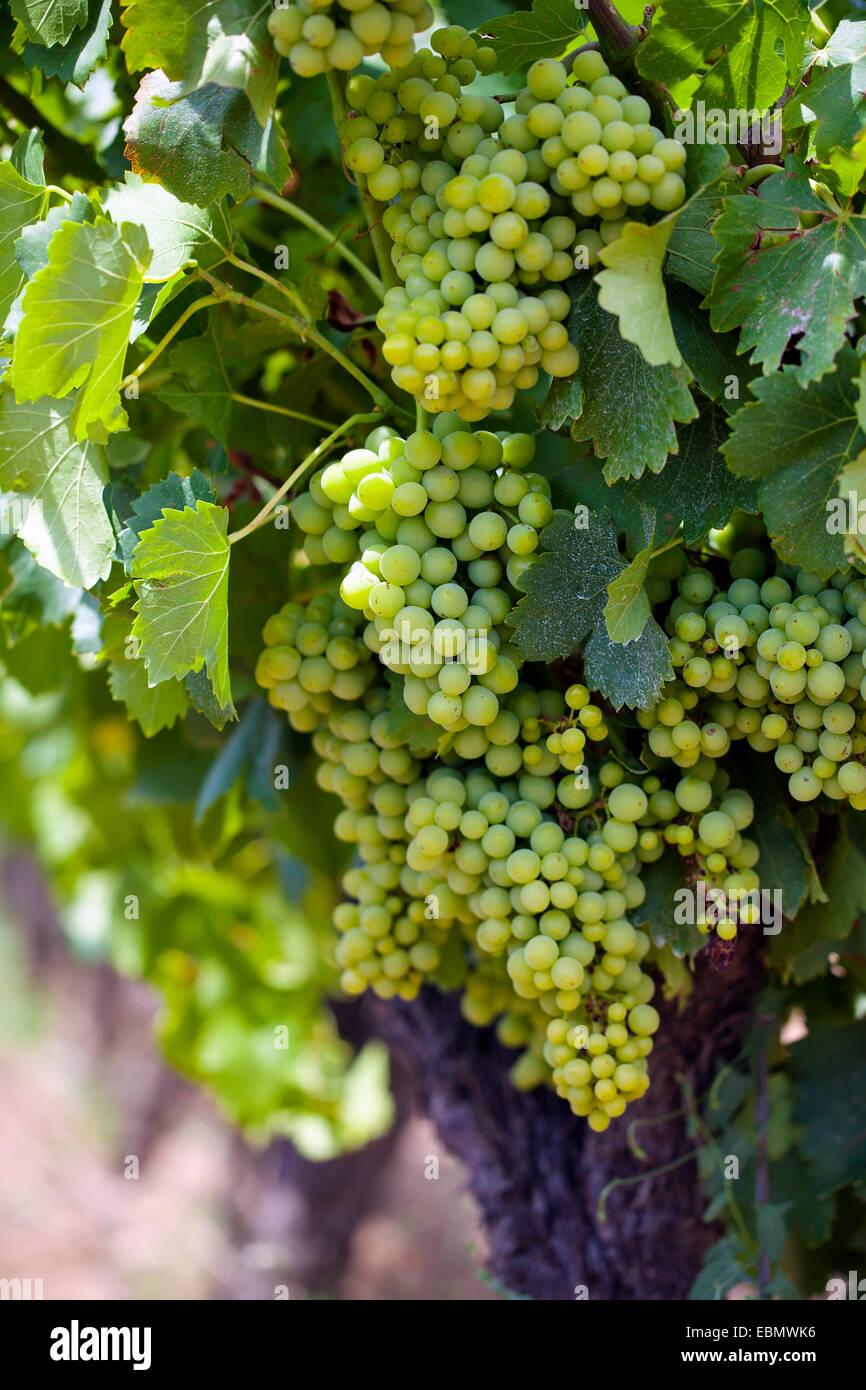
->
[255,419,776,1133]
[268,0,434,77]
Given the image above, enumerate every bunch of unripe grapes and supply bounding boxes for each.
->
[347,46,683,416]
[267,0,432,76]
[645,549,866,807]
[286,415,556,733]
[255,603,667,1132]
[254,557,770,1132]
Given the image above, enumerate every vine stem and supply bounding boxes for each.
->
[120,294,220,389]
[326,70,401,292]
[250,184,385,301]
[586,0,643,63]
[228,410,382,545]
[199,269,410,424]
[229,392,338,430]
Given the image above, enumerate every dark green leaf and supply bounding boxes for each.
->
[540,276,697,482]
[708,161,866,387]
[723,351,865,577]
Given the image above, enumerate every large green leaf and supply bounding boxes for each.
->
[0,160,48,329]
[538,277,696,483]
[708,161,866,388]
[790,19,866,191]
[11,0,88,45]
[11,218,150,442]
[20,0,112,86]
[510,510,672,707]
[639,0,810,111]
[0,392,114,587]
[120,0,278,128]
[124,71,289,208]
[510,509,625,663]
[131,498,233,711]
[549,404,757,550]
[723,352,865,577]
[102,175,234,282]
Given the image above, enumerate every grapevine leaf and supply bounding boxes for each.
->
[604,547,652,644]
[120,0,278,129]
[9,129,45,184]
[0,160,48,328]
[639,0,810,111]
[20,0,112,86]
[799,19,866,168]
[667,282,755,411]
[510,509,625,662]
[583,615,673,711]
[476,0,586,76]
[102,174,234,282]
[184,667,235,731]
[101,609,189,736]
[14,190,94,280]
[116,469,215,569]
[11,218,151,442]
[130,498,234,711]
[665,161,738,298]
[790,1023,866,1195]
[540,276,696,482]
[11,0,88,45]
[778,825,866,947]
[124,70,289,208]
[723,353,865,577]
[0,392,114,587]
[548,404,757,549]
[708,161,866,387]
[158,330,236,448]
[195,699,281,821]
[596,218,682,368]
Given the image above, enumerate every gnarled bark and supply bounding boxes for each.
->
[372,936,763,1300]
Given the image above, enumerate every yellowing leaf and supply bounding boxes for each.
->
[11,218,151,441]
[596,219,683,368]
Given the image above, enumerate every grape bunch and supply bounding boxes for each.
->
[644,550,866,808]
[255,600,666,1132]
[343,25,500,202]
[351,46,685,417]
[286,414,555,731]
[256,484,772,1131]
[268,0,433,76]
